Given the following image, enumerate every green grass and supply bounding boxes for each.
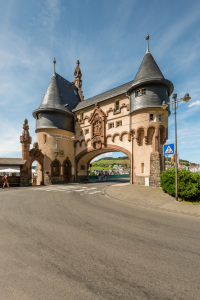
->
[90,156,130,171]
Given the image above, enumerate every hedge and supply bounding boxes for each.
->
[160,168,200,202]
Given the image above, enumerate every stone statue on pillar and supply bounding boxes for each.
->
[20,119,32,160]
[20,119,32,186]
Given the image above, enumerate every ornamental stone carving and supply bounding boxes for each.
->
[29,142,44,161]
[20,119,32,144]
[89,103,105,149]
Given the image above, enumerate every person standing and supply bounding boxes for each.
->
[106,171,109,181]
[104,171,107,181]
[101,170,104,181]
[2,174,10,189]
[98,171,101,182]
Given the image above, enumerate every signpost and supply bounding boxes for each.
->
[163,144,174,156]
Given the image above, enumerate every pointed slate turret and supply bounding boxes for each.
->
[134,32,165,82]
[33,73,81,118]
[38,74,65,111]
[33,59,81,131]
[134,52,165,82]
[127,33,174,114]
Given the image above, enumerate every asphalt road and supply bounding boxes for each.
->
[0,181,200,300]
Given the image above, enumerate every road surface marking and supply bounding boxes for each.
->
[89,191,101,194]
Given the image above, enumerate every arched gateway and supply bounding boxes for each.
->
[20,34,173,187]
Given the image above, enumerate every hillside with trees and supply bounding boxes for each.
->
[90,156,130,172]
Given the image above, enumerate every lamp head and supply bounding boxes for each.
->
[161,101,168,110]
[172,93,177,100]
[183,93,191,102]
[54,150,59,157]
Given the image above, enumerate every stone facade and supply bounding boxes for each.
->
[135,176,146,185]
[20,173,30,187]
[149,152,162,187]
[78,175,88,182]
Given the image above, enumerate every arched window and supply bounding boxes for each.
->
[52,161,59,176]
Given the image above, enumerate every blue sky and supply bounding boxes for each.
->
[0,0,200,163]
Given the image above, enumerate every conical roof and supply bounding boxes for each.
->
[134,52,164,82]
[33,73,81,118]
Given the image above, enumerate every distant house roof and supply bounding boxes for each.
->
[33,73,81,118]
[0,158,26,166]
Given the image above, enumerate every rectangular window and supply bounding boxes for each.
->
[116,121,122,127]
[109,123,114,129]
[135,90,141,97]
[158,114,161,122]
[43,134,47,144]
[141,88,146,95]
[80,112,83,121]
[80,130,83,136]
[115,100,119,111]
[141,163,144,174]
[150,114,154,121]
[85,129,89,135]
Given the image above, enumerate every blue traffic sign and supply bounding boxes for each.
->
[163,144,174,155]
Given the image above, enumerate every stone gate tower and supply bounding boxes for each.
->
[32,59,82,184]
[30,34,173,187]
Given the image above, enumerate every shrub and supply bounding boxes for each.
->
[160,168,200,202]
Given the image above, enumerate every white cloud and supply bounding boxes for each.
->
[91,152,114,162]
[188,100,200,107]
[104,152,113,157]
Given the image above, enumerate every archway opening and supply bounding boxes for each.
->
[31,160,43,186]
[76,145,132,183]
[90,151,130,177]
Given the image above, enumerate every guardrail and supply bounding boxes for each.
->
[89,174,130,180]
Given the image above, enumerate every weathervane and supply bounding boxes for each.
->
[53,57,56,75]
[146,32,150,53]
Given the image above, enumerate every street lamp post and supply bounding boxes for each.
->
[161,93,191,201]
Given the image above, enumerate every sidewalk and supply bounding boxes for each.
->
[104,183,200,217]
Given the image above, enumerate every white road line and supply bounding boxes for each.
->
[89,191,101,194]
